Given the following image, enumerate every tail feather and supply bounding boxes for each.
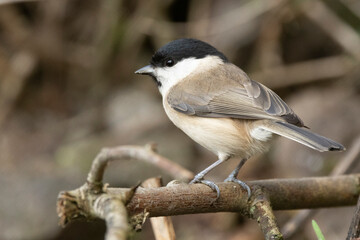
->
[261,121,345,152]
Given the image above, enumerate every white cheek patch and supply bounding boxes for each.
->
[250,127,273,141]
[155,57,200,95]
[154,55,224,96]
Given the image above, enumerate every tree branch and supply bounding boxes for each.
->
[122,175,360,217]
[249,185,282,239]
[58,175,359,239]
[57,183,138,240]
[57,145,359,240]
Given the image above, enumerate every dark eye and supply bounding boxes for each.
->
[165,59,175,67]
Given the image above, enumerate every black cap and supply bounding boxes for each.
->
[150,38,228,67]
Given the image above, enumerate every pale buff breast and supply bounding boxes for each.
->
[163,98,270,159]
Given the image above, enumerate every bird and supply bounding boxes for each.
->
[135,38,345,198]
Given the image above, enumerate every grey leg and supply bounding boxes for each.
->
[224,158,251,197]
[190,156,229,199]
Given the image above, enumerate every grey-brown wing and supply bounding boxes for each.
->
[167,64,304,126]
[243,79,304,126]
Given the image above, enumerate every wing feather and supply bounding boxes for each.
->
[167,63,304,126]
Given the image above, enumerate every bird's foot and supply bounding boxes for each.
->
[190,175,220,200]
[224,175,251,198]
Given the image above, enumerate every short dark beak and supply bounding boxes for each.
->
[135,65,155,75]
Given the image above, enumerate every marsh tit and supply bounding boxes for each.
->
[135,38,345,198]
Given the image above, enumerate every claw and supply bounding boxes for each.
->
[190,176,221,200]
[188,157,230,200]
[201,180,220,199]
[224,176,251,198]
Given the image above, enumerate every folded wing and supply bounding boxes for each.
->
[167,63,304,127]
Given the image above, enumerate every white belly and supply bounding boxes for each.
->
[163,100,270,159]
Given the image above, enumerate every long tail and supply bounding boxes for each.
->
[261,121,345,152]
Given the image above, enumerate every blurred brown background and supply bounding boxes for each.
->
[0,0,359,239]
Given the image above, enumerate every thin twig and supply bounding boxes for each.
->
[347,195,360,239]
[86,144,194,192]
